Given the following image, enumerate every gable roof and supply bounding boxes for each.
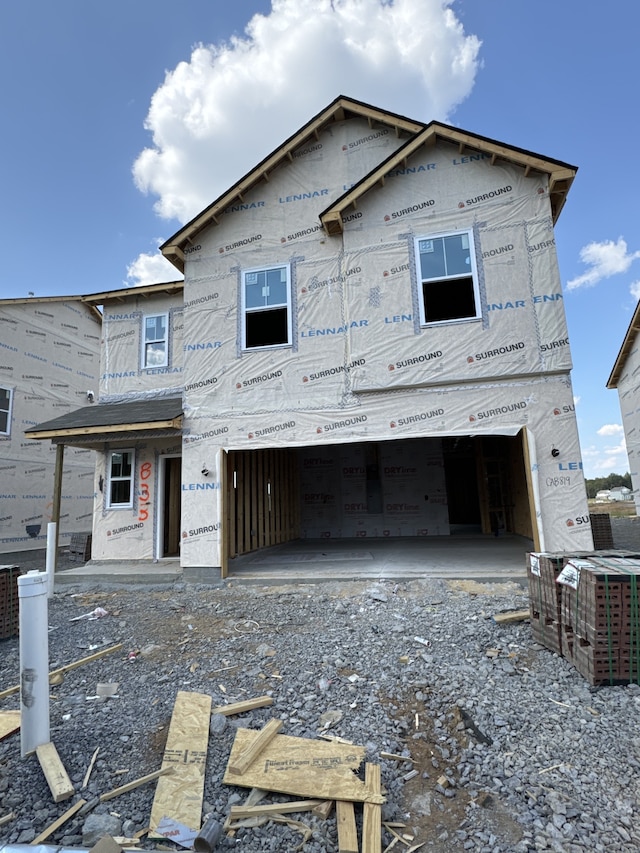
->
[160,95,577,272]
[0,293,103,322]
[607,300,640,388]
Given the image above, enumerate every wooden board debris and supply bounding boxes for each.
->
[0,644,124,701]
[229,800,323,819]
[150,690,212,833]
[224,729,381,804]
[82,746,100,788]
[36,742,74,803]
[31,798,86,845]
[493,609,530,624]
[362,764,382,853]
[100,767,173,802]
[212,696,273,716]
[336,801,358,853]
[0,710,20,741]
[0,812,15,828]
[312,800,334,819]
[228,718,283,775]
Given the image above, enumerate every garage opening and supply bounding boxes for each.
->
[224,432,534,564]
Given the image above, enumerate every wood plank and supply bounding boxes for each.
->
[0,812,15,828]
[149,691,212,833]
[230,800,323,819]
[31,798,86,844]
[212,696,273,716]
[493,609,530,624]
[0,710,20,740]
[336,800,359,853]
[36,742,74,803]
[312,800,334,819]
[228,718,283,775]
[224,730,380,804]
[100,767,172,802]
[362,764,382,853]
[0,644,123,701]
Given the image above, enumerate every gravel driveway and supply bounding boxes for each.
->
[1,574,639,853]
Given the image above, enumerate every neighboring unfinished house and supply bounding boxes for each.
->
[607,301,640,513]
[0,295,101,553]
[27,96,593,576]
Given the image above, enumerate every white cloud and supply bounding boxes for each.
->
[126,247,182,287]
[630,280,640,301]
[597,423,624,437]
[132,0,481,225]
[567,237,640,291]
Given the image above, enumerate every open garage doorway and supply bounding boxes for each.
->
[222,431,536,577]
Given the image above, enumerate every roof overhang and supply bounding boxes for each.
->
[607,301,640,388]
[25,397,183,442]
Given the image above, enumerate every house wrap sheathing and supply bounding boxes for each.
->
[0,297,101,552]
[29,98,593,573]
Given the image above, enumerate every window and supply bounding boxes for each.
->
[0,387,12,436]
[416,231,480,325]
[108,450,135,508]
[143,314,168,368]
[242,265,291,349]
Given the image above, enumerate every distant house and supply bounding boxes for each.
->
[0,296,101,553]
[608,301,640,513]
[26,96,594,578]
[609,486,632,502]
[595,490,611,503]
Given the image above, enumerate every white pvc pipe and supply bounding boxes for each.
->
[45,522,56,598]
[18,571,50,757]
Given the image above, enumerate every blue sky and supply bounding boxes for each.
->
[0,0,638,478]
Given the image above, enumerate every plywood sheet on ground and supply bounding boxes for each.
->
[150,691,212,833]
[0,710,20,741]
[224,730,382,804]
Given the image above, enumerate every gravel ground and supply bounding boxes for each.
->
[1,570,640,853]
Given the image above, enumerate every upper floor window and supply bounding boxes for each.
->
[0,386,12,436]
[143,314,168,368]
[415,230,480,325]
[107,449,135,508]
[242,265,291,349]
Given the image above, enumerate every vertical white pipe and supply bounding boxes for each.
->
[19,571,50,757]
[45,522,56,598]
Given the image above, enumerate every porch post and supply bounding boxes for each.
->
[51,443,65,572]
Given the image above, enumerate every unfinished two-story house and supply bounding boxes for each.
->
[27,96,593,577]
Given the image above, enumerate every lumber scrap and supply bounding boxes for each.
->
[31,798,86,845]
[336,800,358,853]
[312,800,334,819]
[0,643,123,701]
[100,767,173,802]
[82,746,100,789]
[228,718,283,775]
[149,690,212,833]
[230,799,324,819]
[36,742,74,803]
[224,729,382,804]
[0,812,15,828]
[0,709,20,741]
[212,696,273,716]
[362,764,382,853]
[493,609,530,624]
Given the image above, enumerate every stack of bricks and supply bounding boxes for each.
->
[528,552,640,686]
[559,557,640,686]
[0,565,21,639]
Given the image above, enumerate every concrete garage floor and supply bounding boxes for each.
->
[38,533,534,586]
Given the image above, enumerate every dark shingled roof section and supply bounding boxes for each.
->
[26,396,183,433]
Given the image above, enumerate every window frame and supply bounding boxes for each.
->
[0,386,13,436]
[141,312,169,369]
[414,229,481,327]
[106,449,135,509]
[241,263,292,351]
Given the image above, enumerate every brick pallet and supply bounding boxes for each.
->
[69,532,92,562]
[0,565,21,639]
[528,552,640,686]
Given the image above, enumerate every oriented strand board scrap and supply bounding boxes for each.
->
[224,729,383,804]
[0,710,20,741]
[150,691,212,833]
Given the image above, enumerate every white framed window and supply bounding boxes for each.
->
[107,449,135,508]
[142,313,168,368]
[241,264,292,349]
[0,386,13,436]
[415,230,480,325]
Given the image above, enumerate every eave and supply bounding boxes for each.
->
[607,301,640,388]
[26,416,183,441]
